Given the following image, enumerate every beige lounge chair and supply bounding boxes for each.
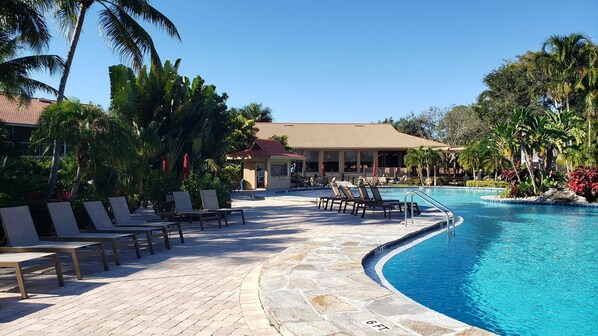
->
[199,190,245,226]
[317,183,344,210]
[83,201,170,254]
[108,196,185,243]
[0,252,64,299]
[172,191,222,231]
[47,202,141,265]
[0,206,108,280]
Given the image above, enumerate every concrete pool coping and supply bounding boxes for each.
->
[257,207,494,335]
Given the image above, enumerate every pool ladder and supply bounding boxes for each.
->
[404,190,456,236]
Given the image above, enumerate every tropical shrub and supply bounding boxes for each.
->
[567,167,598,202]
[182,171,232,209]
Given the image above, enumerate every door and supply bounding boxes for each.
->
[256,163,265,188]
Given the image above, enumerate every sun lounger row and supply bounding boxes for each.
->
[1,190,245,299]
[317,182,420,218]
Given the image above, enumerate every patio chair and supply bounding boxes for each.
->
[356,183,394,218]
[337,185,376,214]
[199,190,245,226]
[83,201,170,254]
[369,183,405,217]
[47,202,141,265]
[108,196,185,243]
[317,182,344,210]
[171,191,222,231]
[0,206,108,280]
[0,252,64,299]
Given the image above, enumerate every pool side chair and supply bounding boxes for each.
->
[83,201,170,254]
[199,190,245,226]
[108,196,185,244]
[357,183,393,218]
[338,185,370,215]
[368,183,405,219]
[317,183,344,210]
[172,191,222,231]
[0,206,108,280]
[47,202,141,265]
[0,252,64,299]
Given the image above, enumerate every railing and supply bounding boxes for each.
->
[404,190,456,236]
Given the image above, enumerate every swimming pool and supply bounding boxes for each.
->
[373,188,598,336]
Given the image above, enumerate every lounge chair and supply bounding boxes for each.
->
[370,184,406,219]
[317,182,344,210]
[0,252,64,299]
[370,184,420,215]
[47,202,141,265]
[108,196,185,243]
[356,183,394,218]
[83,201,170,254]
[172,191,222,231]
[199,190,245,226]
[338,185,367,214]
[0,206,108,280]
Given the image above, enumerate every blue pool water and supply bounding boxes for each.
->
[374,188,598,336]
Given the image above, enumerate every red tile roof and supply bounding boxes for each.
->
[228,138,305,159]
[0,95,54,126]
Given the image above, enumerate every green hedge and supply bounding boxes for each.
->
[465,180,508,188]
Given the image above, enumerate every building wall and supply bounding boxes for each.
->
[243,162,257,190]
[265,159,291,189]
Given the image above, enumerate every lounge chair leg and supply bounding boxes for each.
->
[15,264,27,299]
[110,240,121,265]
[71,251,83,280]
[176,223,184,243]
[132,235,141,258]
[197,216,204,231]
[162,229,171,249]
[52,254,65,287]
[99,245,109,271]
[146,233,155,254]
[222,213,228,227]
[241,210,245,225]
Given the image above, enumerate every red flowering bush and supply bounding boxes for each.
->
[567,167,598,202]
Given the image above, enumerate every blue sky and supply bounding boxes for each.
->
[36,0,598,122]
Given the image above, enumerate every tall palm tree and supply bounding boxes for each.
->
[0,0,63,102]
[539,33,597,146]
[0,0,53,52]
[0,35,63,101]
[43,0,180,200]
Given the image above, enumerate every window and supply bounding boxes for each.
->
[324,151,339,172]
[360,151,374,172]
[305,151,319,173]
[344,150,357,172]
[271,162,288,176]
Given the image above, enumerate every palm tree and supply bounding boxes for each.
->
[404,147,425,185]
[0,0,52,52]
[491,122,521,183]
[240,102,273,122]
[0,1,63,102]
[43,0,180,199]
[421,147,443,185]
[539,33,597,146]
[32,100,135,200]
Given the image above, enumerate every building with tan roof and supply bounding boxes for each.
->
[0,95,54,155]
[255,122,448,181]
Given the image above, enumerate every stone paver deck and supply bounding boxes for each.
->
[1,196,488,335]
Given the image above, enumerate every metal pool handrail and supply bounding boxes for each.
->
[404,190,456,236]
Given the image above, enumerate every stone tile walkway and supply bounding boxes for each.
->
[0,196,483,335]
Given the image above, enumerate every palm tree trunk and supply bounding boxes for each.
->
[522,150,538,194]
[70,164,84,200]
[43,3,89,200]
